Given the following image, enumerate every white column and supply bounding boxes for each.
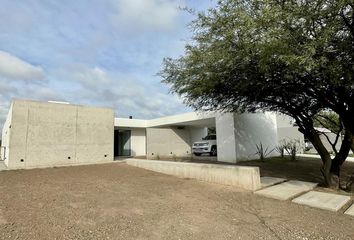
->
[216,113,237,163]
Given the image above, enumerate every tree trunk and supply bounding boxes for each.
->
[297,115,353,188]
[342,116,354,191]
[305,127,335,187]
[328,130,353,189]
[321,154,337,188]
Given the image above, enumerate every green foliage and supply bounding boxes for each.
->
[255,142,274,161]
[313,111,344,154]
[160,0,354,186]
[283,139,303,161]
[160,0,354,126]
[313,111,341,134]
[275,139,302,160]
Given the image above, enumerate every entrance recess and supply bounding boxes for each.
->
[114,130,131,157]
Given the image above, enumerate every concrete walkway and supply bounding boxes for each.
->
[256,177,354,215]
[292,191,351,212]
[344,204,354,216]
[255,180,318,200]
[260,177,286,188]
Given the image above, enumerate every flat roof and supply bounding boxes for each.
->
[115,111,216,128]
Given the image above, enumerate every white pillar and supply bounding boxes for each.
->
[216,113,237,163]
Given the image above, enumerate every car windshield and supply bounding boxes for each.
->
[203,135,216,140]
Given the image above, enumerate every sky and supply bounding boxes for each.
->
[0,0,215,128]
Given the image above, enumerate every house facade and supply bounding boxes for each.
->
[1,99,283,170]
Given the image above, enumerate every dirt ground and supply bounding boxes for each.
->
[0,162,354,240]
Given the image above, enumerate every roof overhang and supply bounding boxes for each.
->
[115,111,216,129]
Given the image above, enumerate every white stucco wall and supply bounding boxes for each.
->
[276,114,304,145]
[147,112,216,127]
[215,112,278,163]
[215,113,237,163]
[1,103,13,163]
[277,127,304,143]
[114,118,147,128]
[276,114,295,128]
[233,112,279,161]
[130,128,146,156]
[319,133,343,154]
[305,132,343,154]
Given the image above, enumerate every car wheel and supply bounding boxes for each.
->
[210,146,217,156]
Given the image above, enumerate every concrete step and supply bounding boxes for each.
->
[292,191,351,212]
[344,203,354,216]
[260,177,287,188]
[255,180,318,200]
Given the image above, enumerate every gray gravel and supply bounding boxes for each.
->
[0,162,353,239]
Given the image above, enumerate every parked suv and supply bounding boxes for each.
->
[192,134,217,156]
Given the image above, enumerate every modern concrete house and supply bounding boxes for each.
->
[1,99,282,170]
[115,111,279,163]
[1,100,114,169]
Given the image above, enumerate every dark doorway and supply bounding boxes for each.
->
[114,129,131,157]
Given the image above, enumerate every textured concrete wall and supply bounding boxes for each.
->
[146,127,191,158]
[126,159,261,191]
[4,100,114,169]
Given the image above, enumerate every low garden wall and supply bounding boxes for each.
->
[125,159,261,191]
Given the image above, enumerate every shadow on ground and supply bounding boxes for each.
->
[180,156,354,189]
[236,157,354,186]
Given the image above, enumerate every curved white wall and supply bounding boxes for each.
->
[234,112,278,161]
[216,112,278,163]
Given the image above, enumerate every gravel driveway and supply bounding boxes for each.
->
[0,162,353,239]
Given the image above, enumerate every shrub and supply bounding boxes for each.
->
[283,139,303,161]
[275,140,286,158]
[255,142,274,162]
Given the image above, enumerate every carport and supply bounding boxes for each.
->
[145,112,217,160]
[115,111,279,163]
